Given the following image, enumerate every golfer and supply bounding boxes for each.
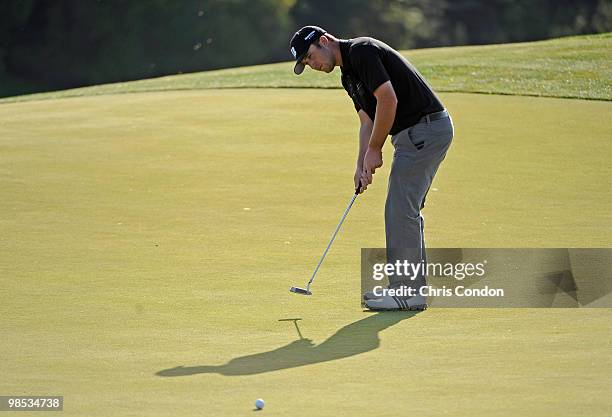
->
[290,26,454,311]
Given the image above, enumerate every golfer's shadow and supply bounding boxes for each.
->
[156,311,420,377]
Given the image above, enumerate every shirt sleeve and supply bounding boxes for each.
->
[351,44,390,94]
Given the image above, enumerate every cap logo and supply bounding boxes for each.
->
[304,30,316,40]
[291,47,297,58]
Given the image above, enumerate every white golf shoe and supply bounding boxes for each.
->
[364,294,428,311]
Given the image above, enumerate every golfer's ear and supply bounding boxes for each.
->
[319,35,328,46]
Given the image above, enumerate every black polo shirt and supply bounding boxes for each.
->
[339,38,444,135]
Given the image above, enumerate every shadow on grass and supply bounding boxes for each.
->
[156,311,420,377]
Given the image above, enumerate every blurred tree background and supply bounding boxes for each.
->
[1,0,610,97]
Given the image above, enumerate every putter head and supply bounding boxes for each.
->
[290,286,312,296]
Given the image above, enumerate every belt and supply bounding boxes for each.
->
[418,109,448,124]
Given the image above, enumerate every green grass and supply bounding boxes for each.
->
[1,33,610,104]
[1,32,611,416]
[1,89,611,416]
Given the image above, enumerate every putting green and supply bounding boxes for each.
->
[1,89,611,416]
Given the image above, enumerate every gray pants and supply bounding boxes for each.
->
[385,114,454,290]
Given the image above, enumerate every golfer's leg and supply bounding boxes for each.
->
[385,153,428,292]
[385,117,454,292]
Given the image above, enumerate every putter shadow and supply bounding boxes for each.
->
[156,311,420,377]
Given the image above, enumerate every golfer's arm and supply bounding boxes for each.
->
[369,81,397,151]
[357,110,373,169]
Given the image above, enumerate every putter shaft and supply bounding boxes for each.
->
[305,191,359,291]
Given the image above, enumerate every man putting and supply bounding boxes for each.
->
[290,26,454,311]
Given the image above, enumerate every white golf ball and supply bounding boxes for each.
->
[255,398,265,409]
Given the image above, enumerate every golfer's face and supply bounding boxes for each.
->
[302,43,333,73]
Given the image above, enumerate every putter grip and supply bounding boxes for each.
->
[355,181,362,194]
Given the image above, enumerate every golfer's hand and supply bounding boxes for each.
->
[355,167,366,194]
[361,147,383,189]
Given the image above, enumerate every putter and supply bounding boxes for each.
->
[290,182,362,296]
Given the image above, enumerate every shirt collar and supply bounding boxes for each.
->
[339,39,353,73]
